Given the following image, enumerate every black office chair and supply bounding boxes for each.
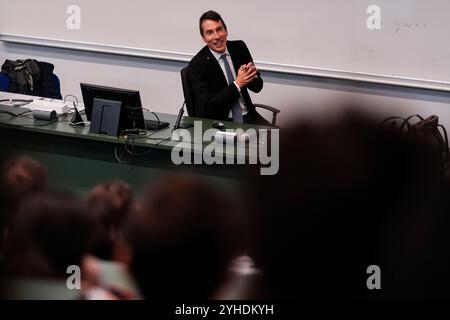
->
[180,66,196,117]
[180,66,280,126]
[0,73,9,92]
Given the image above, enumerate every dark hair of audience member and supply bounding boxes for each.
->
[124,173,244,299]
[245,109,450,299]
[1,189,94,279]
[0,156,47,234]
[87,180,136,260]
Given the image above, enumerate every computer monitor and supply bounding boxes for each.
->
[80,82,143,120]
[80,83,147,136]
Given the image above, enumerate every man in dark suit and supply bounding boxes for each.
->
[188,10,268,125]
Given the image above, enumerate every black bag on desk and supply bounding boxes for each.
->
[1,59,41,96]
[381,114,450,175]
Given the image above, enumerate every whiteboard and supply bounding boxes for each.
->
[1,0,449,91]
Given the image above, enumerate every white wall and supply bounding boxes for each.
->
[1,40,450,130]
[2,0,450,89]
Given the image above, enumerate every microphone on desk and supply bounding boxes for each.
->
[70,101,84,126]
[173,102,193,130]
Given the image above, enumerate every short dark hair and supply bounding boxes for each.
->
[199,10,227,36]
[125,173,243,299]
[0,156,47,229]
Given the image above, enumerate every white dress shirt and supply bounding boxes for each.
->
[209,48,248,117]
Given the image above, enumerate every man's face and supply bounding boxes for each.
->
[201,19,228,53]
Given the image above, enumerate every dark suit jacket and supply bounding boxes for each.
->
[188,40,263,120]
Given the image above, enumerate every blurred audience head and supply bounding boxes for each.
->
[0,156,48,260]
[87,180,136,260]
[124,173,243,299]
[246,108,450,299]
[0,156,47,229]
[2,189,94,279]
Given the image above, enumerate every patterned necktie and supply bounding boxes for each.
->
[220,54,243,123]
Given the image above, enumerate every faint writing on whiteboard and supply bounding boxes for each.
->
[394,21,428,33]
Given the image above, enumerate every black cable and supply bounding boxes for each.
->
[0,110,21,118]
[0,120,57,128]
[114,144,133,164]
[64,95,79,112]
[64,95,79,105]
[121,133,171,158]
[150,111,160,123]
[0,98,33,107]
[124,135,148,157]
[0,110,57,126]
[119,107,162,137]
[64,95,78,112]
[112,107,171,164]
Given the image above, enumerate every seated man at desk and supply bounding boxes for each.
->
[188,10,267,125]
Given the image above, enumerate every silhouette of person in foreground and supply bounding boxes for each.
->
[87,180,137,260]
[0,156,48,258]
[123,173,244,299]
[0,189,94,299]
[245,109,450,299]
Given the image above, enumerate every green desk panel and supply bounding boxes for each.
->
[0,109,262,196]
